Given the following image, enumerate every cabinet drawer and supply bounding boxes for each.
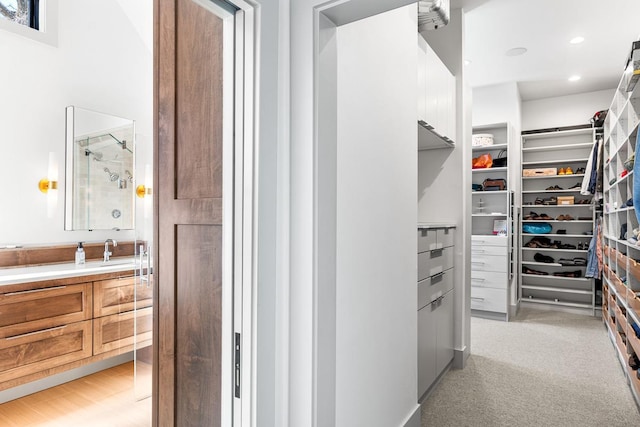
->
[471,235,507,247]
[470,254,507,273]
[418,269,454,310]
[417,229,437,252]
[0,320,92,383]
[437,228,454,248]
[94,275,153,317]
[93,307,153,355]
[471,270,508,290]
[470,287,507,314]
[418,228,455,253]
[471,245,507,257]
[0,283,92,339]
[418,247,454,281]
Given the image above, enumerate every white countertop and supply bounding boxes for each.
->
[0,258,139,286]
[417,223,457,229]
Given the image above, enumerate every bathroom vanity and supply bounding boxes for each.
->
[0,242,151,392]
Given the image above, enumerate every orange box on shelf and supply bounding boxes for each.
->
[628,287,640,314]
[628,328,640,359]
[630,258,640,283]
[618,252,629,271]
[615,304,629,333]
[557,196,575,205]
[523,168,557,177]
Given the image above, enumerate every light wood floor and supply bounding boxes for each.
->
[0,362,151,427]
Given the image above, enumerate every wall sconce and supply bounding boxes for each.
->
[38,152,59,218]
[137,164,153,219]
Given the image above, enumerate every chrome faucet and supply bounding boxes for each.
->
[104,239,118,262]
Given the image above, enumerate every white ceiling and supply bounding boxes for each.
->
[458,0,640,101]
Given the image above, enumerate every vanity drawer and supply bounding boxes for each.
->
[470,254,507,273]
[0,283,92,339]
[471,270,508,290]
[94,275,153,317]
[437,228,454,248]
[418,269,454,310]
[93,307,153,355]
[0,320,92,384]
[470,287,507,314]
[418,247,454,281]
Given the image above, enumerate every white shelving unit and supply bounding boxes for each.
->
[471,122,515,321]
[602,59,640,406]
[520,126,598,315]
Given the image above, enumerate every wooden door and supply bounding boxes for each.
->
[155,0,227,425]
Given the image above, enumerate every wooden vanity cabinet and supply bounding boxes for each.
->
[93,274,154,355]
[0,280,93,389]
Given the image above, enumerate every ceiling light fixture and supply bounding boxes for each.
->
[505,47,527,57]
[568,75,581,82]
[569,36,585,44]
[464,60,471,66]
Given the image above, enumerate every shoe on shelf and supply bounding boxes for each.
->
[569,182,581,189]
[626,198,634,207]
[523,211,540,220]
[523,266,549,276]
[553,185,563,190]
[543,197,558,205]
[557,229,567,235]
[558,168,566,175]
[565,166,574,174]
[575,167,586,174]
[559,243,577,249]
[534,253,555,263]
[538,213,553,220]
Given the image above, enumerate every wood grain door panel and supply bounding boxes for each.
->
[0,283,92,339]
[156,0,226,425]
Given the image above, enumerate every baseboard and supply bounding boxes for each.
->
[401,403,421,427]
[0,352,133,404]
[453,346,468,369]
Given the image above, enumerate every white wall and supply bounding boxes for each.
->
[521,88,614,131]
[335,6,418,426]
[0,0,152,247]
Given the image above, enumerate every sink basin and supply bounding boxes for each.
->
[0,257,139,286]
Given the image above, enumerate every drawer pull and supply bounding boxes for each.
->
[430,249,443,256]
[471,278,486,282]
[471,297,485,301]
[4,285,66,296]
[472,249,485,253]
[431,272,445,280]
[471,261,485,265]
[6,325,66,340]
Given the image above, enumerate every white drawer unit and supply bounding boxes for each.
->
[417,227,454,252]
[418,247,454,281]
[417,225,455,401]
[471,287,507,314]
[471,270,508,290]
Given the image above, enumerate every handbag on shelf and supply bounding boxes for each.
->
[492,150,507,168]
[483,178,506,191]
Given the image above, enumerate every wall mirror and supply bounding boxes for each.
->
[65,106,136,231]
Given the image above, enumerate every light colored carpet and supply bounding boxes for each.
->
[421,307,640,427]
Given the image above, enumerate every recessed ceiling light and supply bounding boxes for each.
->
[568,75,581,82]
[505,47,528,57]
[464,60,471,66]
[569,36,585,44]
